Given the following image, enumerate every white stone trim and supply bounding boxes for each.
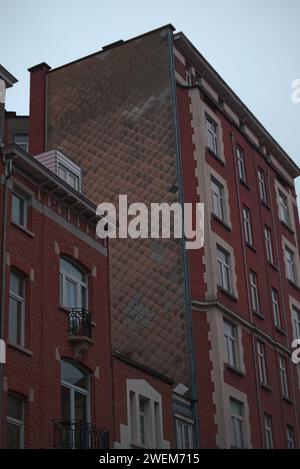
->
[114,379,170,449]
[223,384,252,449]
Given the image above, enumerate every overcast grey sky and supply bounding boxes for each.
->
[2,0,300,195]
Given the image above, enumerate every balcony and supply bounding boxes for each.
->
[53,420,109,449]
[68,308,94,358]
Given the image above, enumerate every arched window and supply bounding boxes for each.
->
[60,258,87,309]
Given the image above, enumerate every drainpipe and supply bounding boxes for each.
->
[167,29,200,448]
[0,148,13,448]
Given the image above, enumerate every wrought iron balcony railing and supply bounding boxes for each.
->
[68,308,92,338]
[53,420,109,449]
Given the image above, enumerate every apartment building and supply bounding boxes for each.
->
[0,64,175,449]
[20,24,300,448]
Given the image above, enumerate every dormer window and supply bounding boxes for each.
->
[35,149,82,192]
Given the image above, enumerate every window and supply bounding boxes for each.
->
[236,146,246,182]
[14,134,29,152]
[12,192,27,228]
[279,355,289,398]
[264,414,273,449]
[292,306,300,340]
[230,399,245,449]
[186,66,193,86]
[139,398,147,446]
[257,341,268,385]
[206,114,218,155]
[128,383,163,448]
[217,245,231,293]
[60,258,87,309]
[211,177,225,221]
[285,247,297,284]
[58,163,80,191]
[9,271,25,347]
[176,419,193,449]
[271,289,281,328]
[7,394,24,449]
[278,191,290,226]
[243,206,253,246]
[60,361,90,448]
[249,271,260,314]
[287,426,295,449]
[224,320,238,368]
[258,169,267,203]
[264,226,274,264]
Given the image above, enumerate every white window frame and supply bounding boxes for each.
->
[279,355,289,398]
[264,414,273,449]
[138,398,148,447]
[14,134,29,152]
[287,426,295,449]
[7,394,24,449]
[271,289,281,328]
[278,190,290,226]
[258,169,267,203]
[230,398,245,449]
[175,417,193,449]
[285,247,297,284]
[211,177,225,221]
[60,258,88,310]
[58,163,80,191]
[249,271,260,314]
[236,146,246,182]
[217,245,231,293]
[243,206,253,246]
[257,341,268,385]
[264,226,274,264]
[206,114,218,155]
[12,192,27,228]
[9,271,25,347]
[224,320,238,369]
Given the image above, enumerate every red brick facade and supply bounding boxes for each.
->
[2,25,300,449]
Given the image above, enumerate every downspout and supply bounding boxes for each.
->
[0,148,13,448]
[230,132,264,447]
[167,29,200,448]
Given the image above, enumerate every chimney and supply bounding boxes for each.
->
[28,62,51,155]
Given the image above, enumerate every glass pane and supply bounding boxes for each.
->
[12,194,25,226]
[58,165,67,180]
[75,391,87,423]
[7,422,21,449]
[8,395,23,420]
[61,361,88,389]
[10,272,23,297]
[230,399,242,416]
[9,297,23,345]
[61,386,71,421]
[66,279,76,308]
[81,287,87,309]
